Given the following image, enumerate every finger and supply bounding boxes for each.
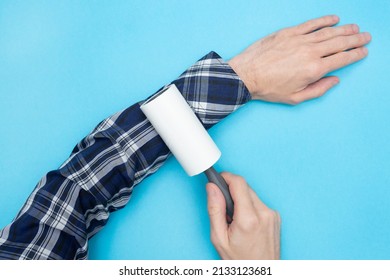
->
[247,186,269,212]
[248,187,280,231]
[220,172,256,220]
[206,183,228,238]
[291,76,339,104]
[307,24,359,42]
[295,15,339,35]
[322,47,369,73]
[318,32,371,57]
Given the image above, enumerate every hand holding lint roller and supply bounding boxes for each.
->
[140,84,234,222]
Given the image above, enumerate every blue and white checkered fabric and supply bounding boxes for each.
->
[0,52,250,259]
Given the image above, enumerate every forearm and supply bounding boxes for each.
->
[0,51,250,259]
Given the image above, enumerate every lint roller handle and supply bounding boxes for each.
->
[205,167,234,223]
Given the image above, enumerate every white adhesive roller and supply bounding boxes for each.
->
[141,84,220,176]
[140,84,234,221]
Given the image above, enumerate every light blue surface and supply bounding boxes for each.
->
[0,1,389,260]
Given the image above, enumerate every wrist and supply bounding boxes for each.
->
[228,55,257,99]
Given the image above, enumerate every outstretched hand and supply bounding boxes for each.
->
[229,15,371,105]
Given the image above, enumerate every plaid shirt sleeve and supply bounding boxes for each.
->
[0,51,251,259]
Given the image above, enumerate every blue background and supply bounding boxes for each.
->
[0,1,389,260]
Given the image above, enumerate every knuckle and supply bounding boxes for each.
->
[315,17,327,27]
[320,28,331,38]
[260,209,279,224]
[287,95,301,106]
[277,28,291,37]
[350,49,361,60]
[347,48,366,63]
[357,47,368,57]
[298,19,311,31]
[339,25,352,36]
[356,47,365,56]
[333,36,348,50]
[238,215,259,232]
[315,27,332,39]
[347,24,357,34]
[302,21,313,31]
[315,89,326,98]
[232,175,246,186]
[306,62,322,76]
[326,27,337,37]
[208,205,222,218]
[340,54,352,66]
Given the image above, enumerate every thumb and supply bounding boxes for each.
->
[206,183,228,238]
[293,76,339,104]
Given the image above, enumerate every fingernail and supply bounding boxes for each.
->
[364,32,372,41]
[332,15,339,22]
[352,24,359,33]
[362,47,368,55]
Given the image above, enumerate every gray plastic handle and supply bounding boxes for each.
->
[204,167,234,223]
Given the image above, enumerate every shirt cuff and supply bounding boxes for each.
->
[168,51,251,129]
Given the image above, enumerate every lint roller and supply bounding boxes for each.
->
[140,84,234,222]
